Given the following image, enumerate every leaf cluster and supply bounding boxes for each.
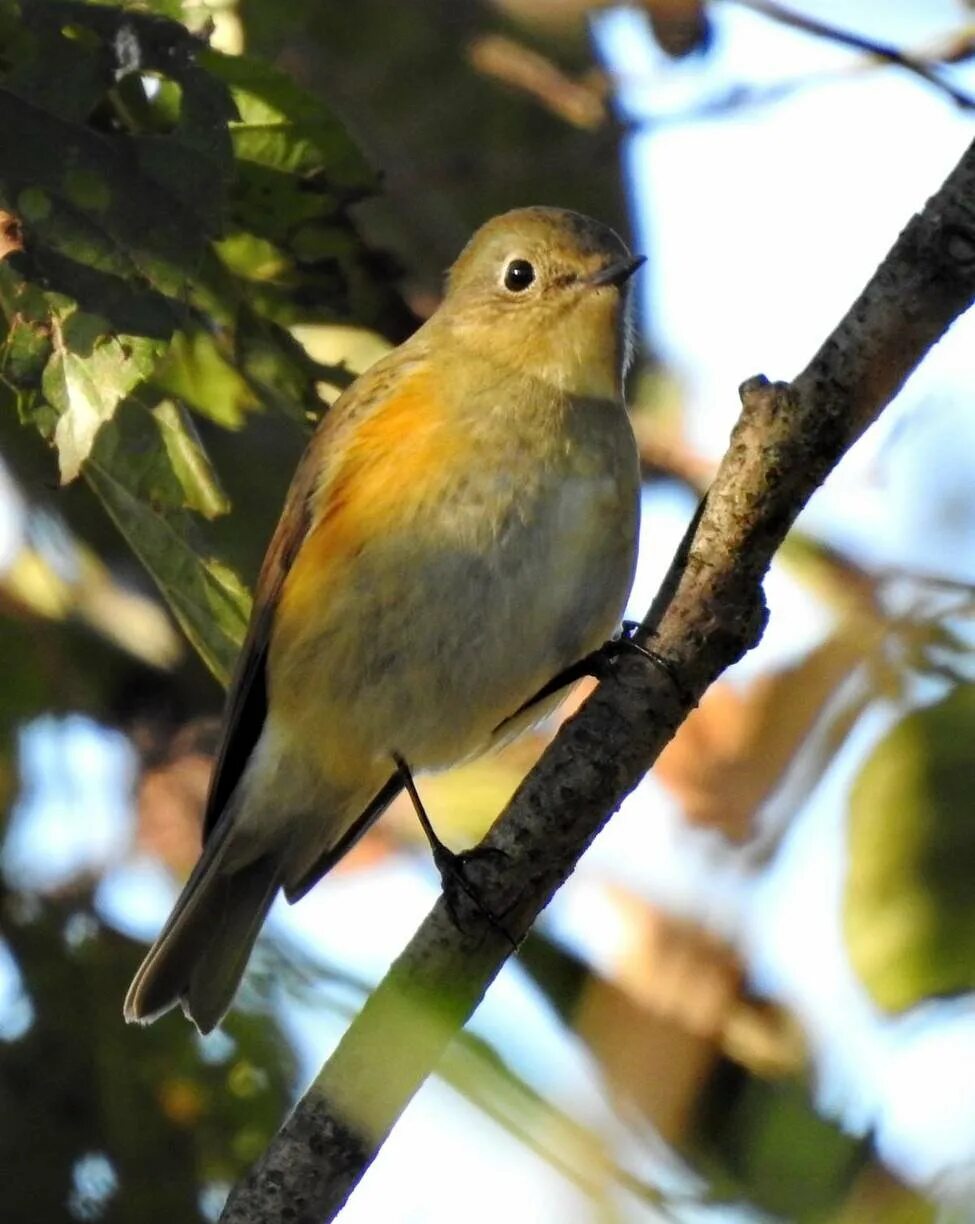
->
[0,0,411,682]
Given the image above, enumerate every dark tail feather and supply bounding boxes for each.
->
[123,819,280,1035]
[285,773,402,903]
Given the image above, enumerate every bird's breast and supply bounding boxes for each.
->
[269,375,639,772]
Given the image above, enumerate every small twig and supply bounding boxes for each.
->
[610,24,975,130]
[727,0,975,111]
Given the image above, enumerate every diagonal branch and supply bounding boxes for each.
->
[220,135,975,1224]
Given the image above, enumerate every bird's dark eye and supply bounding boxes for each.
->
[503,259,536,292]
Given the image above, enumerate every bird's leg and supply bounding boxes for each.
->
[392,754,515,948]
[499,621,682,729]
[392,753,464,882]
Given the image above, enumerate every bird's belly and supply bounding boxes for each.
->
[405,522,631,766]
[271,464,638,776]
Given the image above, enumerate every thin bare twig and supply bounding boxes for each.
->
[220,137,975,1224]
[727,0,975,111]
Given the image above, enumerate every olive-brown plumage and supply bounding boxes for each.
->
[124,207,643,1032]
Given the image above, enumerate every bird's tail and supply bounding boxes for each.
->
[123,815,281,1035]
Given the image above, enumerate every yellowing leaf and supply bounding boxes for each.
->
[656,627,873,839]
[45,315,160,483]
[845,684,975,1011]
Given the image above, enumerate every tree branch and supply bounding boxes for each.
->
[220,136,975,1223]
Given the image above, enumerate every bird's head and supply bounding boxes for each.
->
[439,206,644,400]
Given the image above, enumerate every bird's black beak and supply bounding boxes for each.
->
[587,254,646,288]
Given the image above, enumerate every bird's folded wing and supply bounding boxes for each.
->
[201,349,430,842]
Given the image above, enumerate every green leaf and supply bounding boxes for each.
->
[43,310,161,481]
[200,46,374,190]
[151,399,230,520]
[844,684,975,1011]
[85,455,249,685]
[153,329,258,429]
[696,1076,866,1218]
[83,396,248,683]
[199,46,413,334]
[0,0,409,680]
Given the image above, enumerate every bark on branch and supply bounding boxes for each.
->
[221,136,975,1224]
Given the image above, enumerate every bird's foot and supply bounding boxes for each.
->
[432,844,518,950]
[392,752,517,949]
[600,620,682,691]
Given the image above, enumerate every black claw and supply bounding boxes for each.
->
[436,846,517,950]
[494,623,686,737]
[605,623,684,695]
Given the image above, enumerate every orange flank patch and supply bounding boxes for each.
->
[274,367,460,635]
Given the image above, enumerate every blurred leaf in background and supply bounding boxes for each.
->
[0,2,416,1219]
[0,880,297,1223]
[846,682,975,1014]
[0,0,413,683]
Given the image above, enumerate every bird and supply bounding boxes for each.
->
[123,205,644,1033]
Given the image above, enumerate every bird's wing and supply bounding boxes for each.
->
[202,436,322,839]
[201,349,424,841]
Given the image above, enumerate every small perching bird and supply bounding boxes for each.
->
[124,206,644,1033]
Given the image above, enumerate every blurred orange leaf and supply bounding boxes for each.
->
[656,628,875,838]
[468,33,607,128]
[137,749,213,876]
[574,890,804,1141]
[0,209,23,260]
